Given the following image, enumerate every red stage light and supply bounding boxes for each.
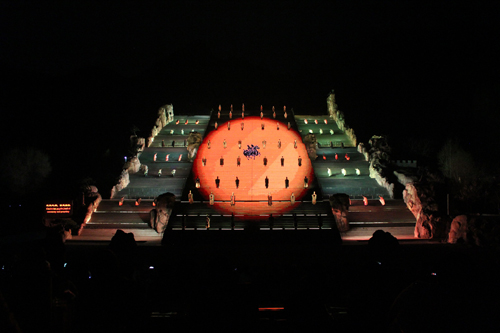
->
[192,117,314,218]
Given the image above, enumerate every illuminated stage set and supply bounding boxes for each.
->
[192,116,315,217]
[75,94,417,241]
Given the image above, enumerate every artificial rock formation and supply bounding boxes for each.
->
[147,104,173,147]
[82,186,102,229]
[329,193,350,231]
[447,215,468,244]
[326,91,357,147]
[129,136,145,156]
[303,134,318,160]
[150,192,176,233]
[110,169,130,199]
[367,135,395,198]
[126,156,141,174]
[357,142,370,162]
[403,182,447,239]
[187,132,202,161]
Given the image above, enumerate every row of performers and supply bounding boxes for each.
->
[187,190,319,206]
[207,155,304,167]
[214,121,292,130]
[194,175,310,189]
[207,139,297,149]
[217,104,288,119]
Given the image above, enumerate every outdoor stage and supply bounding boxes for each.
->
[191,116,315,217]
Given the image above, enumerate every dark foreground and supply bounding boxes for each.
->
[2,229,500,333]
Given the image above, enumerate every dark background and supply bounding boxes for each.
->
[1,0,499,201]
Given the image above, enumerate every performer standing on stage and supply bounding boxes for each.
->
[220,156,224,166]
[237,156,241,167]
[268,193,272,206]
[231,192,235,206]
[281,156,284,166]
[209,192,215,205]
[215,176,220,188]
[285,177,289,188]
[265,176,269,189]
[278,139,281,148]
[235,177,240,188]
[290,192,295,205]
[312,192,317,205]
[298,156,302,166]
[263,156,268,166]
[188,190,194,204]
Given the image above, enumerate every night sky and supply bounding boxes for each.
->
[1,0,499,200]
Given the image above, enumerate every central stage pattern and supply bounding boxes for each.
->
[192,116,314,216]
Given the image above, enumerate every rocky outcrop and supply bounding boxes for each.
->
[403,183,448,239]
[187,132,202,161]
[326,91,357,147]
[394,170,417,186]
[110,169,130,199]
[150,192,176,233]
[357,143,370,161]
[147,104,173,147]
[110,157,142,199]
[447,215,468,244]
[129,136,145,156]
[366,135,395,199]
[303,134,318,160]
[81,187,102,233]
[329,193,350,232]
[126,156,141,174]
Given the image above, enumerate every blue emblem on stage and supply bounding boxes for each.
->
[243,144,261,160]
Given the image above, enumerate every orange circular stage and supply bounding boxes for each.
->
[192,116,314,217]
